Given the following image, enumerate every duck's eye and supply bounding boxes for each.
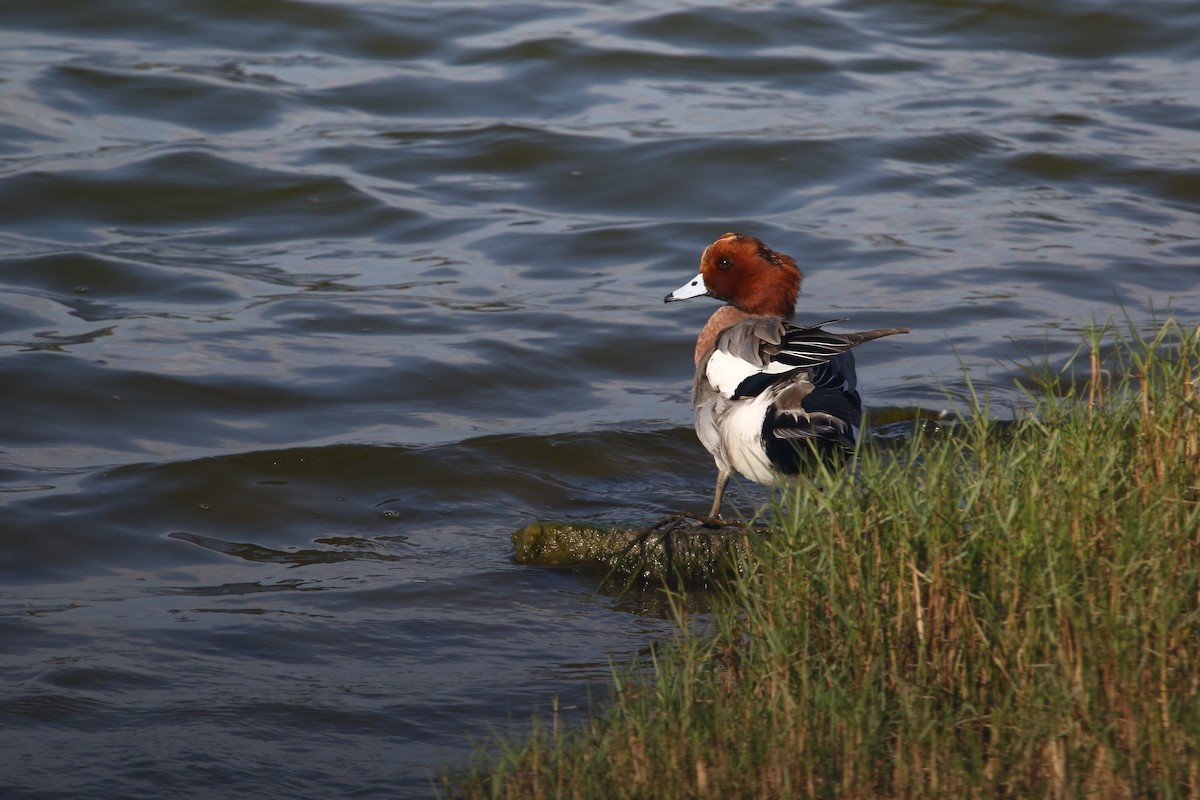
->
[717,257,732,269]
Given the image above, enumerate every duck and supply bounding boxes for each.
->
[665,232,908,520]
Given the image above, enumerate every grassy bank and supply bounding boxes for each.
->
[449,321,1200,799]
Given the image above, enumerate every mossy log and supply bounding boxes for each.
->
[511,516,759,586]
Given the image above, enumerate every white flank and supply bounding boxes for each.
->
[719,394,777,485]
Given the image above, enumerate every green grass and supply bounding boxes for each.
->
[447,320,1200,799]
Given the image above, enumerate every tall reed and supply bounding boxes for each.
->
[449,320,1200,799]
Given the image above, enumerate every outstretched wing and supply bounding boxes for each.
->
[707,318,908,400]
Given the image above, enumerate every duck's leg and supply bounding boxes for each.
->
[708,467,731,520]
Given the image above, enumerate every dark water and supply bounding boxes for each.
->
[2,1,1199,796]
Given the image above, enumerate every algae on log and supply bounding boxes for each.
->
[511,517,756,586]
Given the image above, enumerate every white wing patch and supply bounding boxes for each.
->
[705,348,794,399]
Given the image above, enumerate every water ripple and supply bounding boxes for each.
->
[3,1,1200,796]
